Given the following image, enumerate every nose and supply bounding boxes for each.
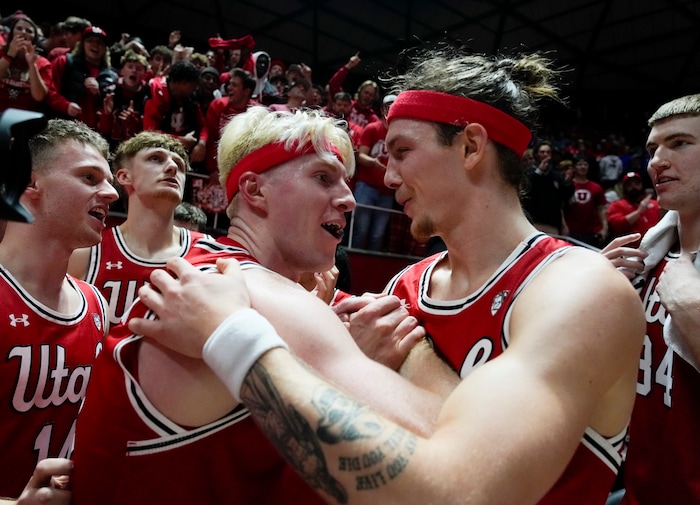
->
[335,180,356,212]
[164,157,181,175]
[647,149,668,180]
[384,158,401,190]
[101,180,120,204]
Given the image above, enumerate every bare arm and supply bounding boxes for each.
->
[398,339,460,399]
[132,253,644,505]
[25,47,48,102]
[357,145,387,170]
[132,258,443,435]
[236,249,645,504]
[597,204,608,240]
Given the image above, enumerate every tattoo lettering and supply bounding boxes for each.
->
[338,427,417,492]
[240,359,417,499]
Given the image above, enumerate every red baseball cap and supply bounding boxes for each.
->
[83,26,108,42]
[622,171,642,184]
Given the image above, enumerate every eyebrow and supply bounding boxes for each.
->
[84,165,114,184]
[387,134,408,150]
[646,131,695,149]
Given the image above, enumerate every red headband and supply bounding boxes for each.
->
[386,90,531,156]
[225,141,344,202]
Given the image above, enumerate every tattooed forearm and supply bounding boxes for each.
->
[240,358,419,499]
[241,360,349,503]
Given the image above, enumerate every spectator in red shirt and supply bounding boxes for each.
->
[607,171,661,244]
[327,52,379,128]
[0,13,52,114]
[564,157,608,247]
[47,26,117,129]
[143,59,208,165]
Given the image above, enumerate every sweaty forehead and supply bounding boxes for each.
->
[386,119,434,147]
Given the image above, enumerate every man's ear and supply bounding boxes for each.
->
[22,170,40,200]
[115,168,131,186]
[460,123,488,169]
[238,172,267,211]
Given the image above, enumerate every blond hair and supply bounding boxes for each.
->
[218,106,355,218]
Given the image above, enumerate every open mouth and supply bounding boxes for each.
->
[322,222,344,240]
[88,207,107,222]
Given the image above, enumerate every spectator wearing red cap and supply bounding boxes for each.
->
[606,171,661,243]
[47,25,117,129]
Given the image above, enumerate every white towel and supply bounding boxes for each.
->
[637,210,700,371]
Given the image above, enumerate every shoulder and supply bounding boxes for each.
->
[513,246,643,338]
[509,246,645,380]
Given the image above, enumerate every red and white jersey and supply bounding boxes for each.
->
[72,236,324,504]
[386,233,626,504]
[0,266,107,498]
[330,289,354,306]
[621,253,700,505]
[85,225,209,326]
[72,335,321,504]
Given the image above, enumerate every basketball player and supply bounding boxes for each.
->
[132,48,645,505]
[603,93,700,505]
[68,131,210,326]
[70,107,452,504]
[0,119,117,503]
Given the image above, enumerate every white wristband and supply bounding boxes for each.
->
[202,308,288,402]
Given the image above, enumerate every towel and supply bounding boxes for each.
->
[637,210,700,371]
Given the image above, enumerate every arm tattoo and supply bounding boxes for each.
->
[241,359,418,500]
[241,360,349,502]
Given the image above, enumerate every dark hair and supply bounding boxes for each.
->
[174,202,207,232]
[269,74,288,86]
[149,45,173,60]
[290,77,311,92]
[229,67,256,94]
[168,60,200,84]
[60,16,91,34]
[5,14,40,48]
[333,91,352,102]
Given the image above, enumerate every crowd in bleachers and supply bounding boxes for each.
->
[0,8,659,254]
